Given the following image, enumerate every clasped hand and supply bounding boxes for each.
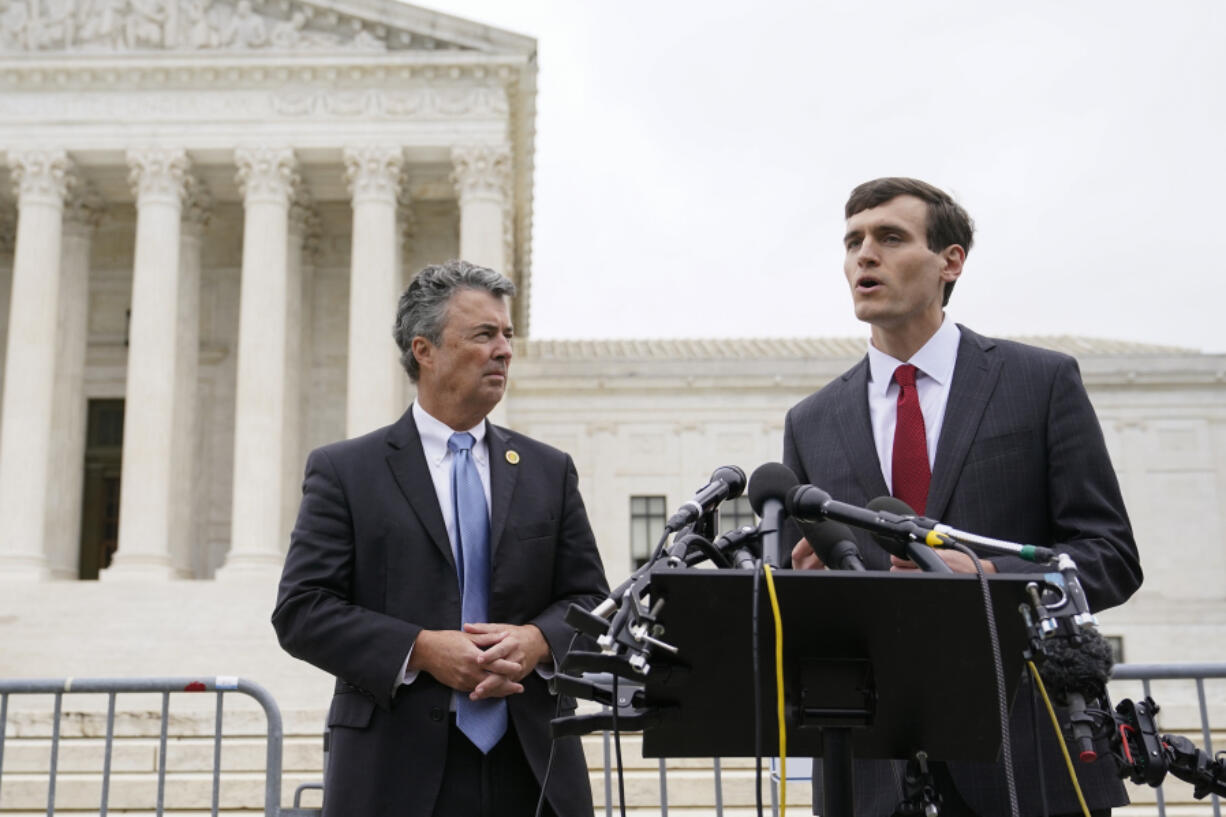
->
[409,623,551,701]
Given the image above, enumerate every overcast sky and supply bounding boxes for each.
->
[425,1,1226,353]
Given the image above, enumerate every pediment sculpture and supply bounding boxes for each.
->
[0,0,469,53]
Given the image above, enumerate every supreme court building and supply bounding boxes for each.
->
[1,0,1226,792]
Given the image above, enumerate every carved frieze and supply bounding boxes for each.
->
[0,0,473,53]
[0,84,511,126]
[273,85,509,119]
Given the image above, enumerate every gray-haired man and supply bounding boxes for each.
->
[274,259,608,817]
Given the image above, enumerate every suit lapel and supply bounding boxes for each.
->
[484,421,519,561]
[384,409,455,571]
[833,358,890,501]
[927,326,1003,520]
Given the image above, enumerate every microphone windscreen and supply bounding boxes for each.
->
[747,462,799,516]
[800,518,858,566]
[1039,628,1114,704]
[865,495,917,559]
[711,465,748,500]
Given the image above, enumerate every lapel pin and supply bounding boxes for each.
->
[505,450,520,465]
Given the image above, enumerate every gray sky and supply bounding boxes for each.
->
[427,1,1226,353]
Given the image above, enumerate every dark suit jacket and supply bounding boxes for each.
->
[272,408,609,817]
[783,326,1142,816]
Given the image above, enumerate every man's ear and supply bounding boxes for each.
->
[940,244,966,284]
[410,336,432,375]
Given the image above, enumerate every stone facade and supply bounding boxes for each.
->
[1,2,1225,812]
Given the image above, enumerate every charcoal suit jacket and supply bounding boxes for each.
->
[272,407,609,817]
[783,325,1143,816]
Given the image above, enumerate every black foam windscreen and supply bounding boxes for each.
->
[801,518,859,566]
[747,462,799,516]
[1040,629,1114,704]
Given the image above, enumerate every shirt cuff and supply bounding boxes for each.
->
[392,646,419,696]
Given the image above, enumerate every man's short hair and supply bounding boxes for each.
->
[393,259,516,382]
[845,177,975,306]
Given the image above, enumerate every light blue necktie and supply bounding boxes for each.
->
[448,431,507,753]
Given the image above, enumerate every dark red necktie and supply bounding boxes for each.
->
[891,363,930,515]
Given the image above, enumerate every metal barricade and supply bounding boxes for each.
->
[587,662,1226,816]
[1110,663,1226,817]
[0,676,289,817]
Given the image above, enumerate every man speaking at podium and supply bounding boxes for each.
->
[784,178,1142,816]
[273,260,608,817]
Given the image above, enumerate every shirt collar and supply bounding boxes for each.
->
[866,316,962,397]
[412,401,488,467]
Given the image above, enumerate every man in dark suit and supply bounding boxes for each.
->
[785,178,1142,816]
[272,259,608,817]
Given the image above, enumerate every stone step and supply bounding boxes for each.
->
[0,770,309,810]
[0,736,321,773]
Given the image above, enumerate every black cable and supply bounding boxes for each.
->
[612,673,627,817]
[955,542,1020,817]
[535,631,581,817]
[752,558,764,817]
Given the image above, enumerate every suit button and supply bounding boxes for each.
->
[429,706,443,722]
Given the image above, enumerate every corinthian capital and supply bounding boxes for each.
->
[64,181,107,230]
[234,146,298,206]
[182,177,213,235]
[0,201,15,255]
[288,183,322,261]
[126,147,192,204]
[342,145,405,204]
[450,144,511,205]
[8,149,77,206]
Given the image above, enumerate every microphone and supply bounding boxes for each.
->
[864,497,952,573]
[747,463,799,568]
[714,525,761,570]
[785,485,948,568]
[798,518,866,572]
[884,511,1056,565]
[1036,626,1114,762]
[663,465,747,533]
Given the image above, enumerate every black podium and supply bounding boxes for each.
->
[640,569,1038,814]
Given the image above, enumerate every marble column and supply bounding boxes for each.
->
[343,145,404,438]
[0,201,15,414]
[280,189,316,550]
[221,146,297,575]
[172,180,209,577]
[451,144,511,277]
[45,185,105,578]
[452,144,512,426]
[396,196,418,409]
[0,150,76,580]
[109,147,190,579]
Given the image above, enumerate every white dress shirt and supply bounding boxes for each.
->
[412,400,493,561]
[866,317,962,493]
[398,401,490,691]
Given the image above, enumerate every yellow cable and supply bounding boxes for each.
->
[1026,660,1092,817]
[763,565,786,815]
